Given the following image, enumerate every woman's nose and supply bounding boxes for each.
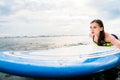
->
[90,28,93,31]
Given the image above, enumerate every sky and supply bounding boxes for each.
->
[0,0,120,36]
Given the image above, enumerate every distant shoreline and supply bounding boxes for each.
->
[0,35,87,38]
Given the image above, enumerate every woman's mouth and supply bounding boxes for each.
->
[92,32,94,34]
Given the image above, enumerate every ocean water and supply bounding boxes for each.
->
[0,35,90,51]
[0,35,120,80]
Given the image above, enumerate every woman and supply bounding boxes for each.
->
[89,19,120,80]
[89,19,120,48]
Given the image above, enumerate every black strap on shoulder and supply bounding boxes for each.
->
[111,34,118,39]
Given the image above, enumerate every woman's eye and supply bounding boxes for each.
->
[93,26,96,29]
[90,26,92,29]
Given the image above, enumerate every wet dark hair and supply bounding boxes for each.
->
[91,19,105,46]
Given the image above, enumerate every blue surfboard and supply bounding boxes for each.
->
[0,44,120,77]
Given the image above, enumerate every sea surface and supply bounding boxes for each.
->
[0,35,120,80]
[0,35,90,51]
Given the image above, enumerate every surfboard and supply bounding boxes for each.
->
[0,44,120,78]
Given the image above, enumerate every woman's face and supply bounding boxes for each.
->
[90,22,103,36]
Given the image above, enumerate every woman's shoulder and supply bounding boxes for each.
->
[105,32,110,37]
[105,32,116,42]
